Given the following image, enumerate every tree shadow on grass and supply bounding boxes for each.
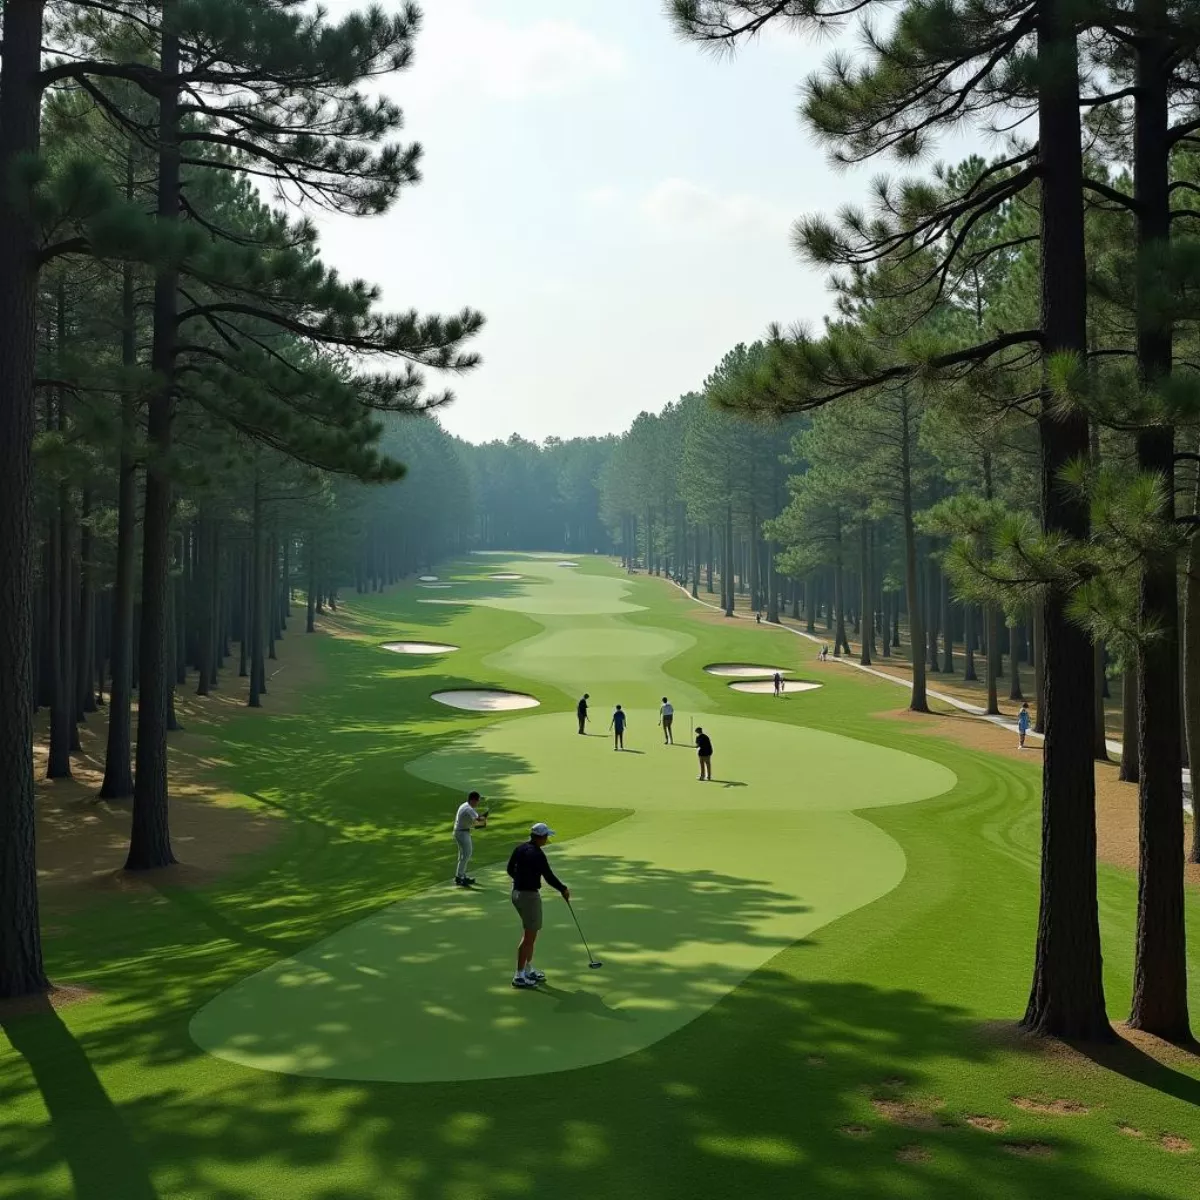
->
[1069,1033,1200,1106]
[1,1001,159,1200]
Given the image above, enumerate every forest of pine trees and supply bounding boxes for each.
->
[3,0,1198,1052]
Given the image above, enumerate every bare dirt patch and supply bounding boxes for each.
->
[1011,1096,1090,1116]
[0,984,98,1021]
[966,1116,1009,1133]
[1160,1134,1194,1153]
[871,1099,941,1131]
[806,1055,827,1067]
[33,622,321,903]
[896,1144,932,1164]
[838,1124,872,1138]
[1002,1141,1055,1159]
[1117,1124,1145,1138]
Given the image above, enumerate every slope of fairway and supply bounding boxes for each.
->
[4,554,1200,1200]
[192,565,953,1081]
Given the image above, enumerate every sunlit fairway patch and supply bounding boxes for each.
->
[729,680,821,695]
[430,689,540,712]
[191,553,956,1086]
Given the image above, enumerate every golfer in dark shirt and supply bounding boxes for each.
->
[696,727,713,781]
[577,693,590,735]
[507,822,569,988]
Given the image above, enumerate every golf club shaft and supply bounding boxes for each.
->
[566,898,598,964]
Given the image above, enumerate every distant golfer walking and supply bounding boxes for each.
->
[695,727,713,781]
[660,696,674,744]
[577,692,590,735]
[452,791,487,887]
[1017,701,1031,750]
[610,704,627,750]
[507,822,569,988]
[773,672,783,698]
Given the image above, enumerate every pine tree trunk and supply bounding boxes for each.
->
[723,503,734,617]
[964,605,977,681]
[1033,604,1046,734]
[250,477,266,705]
[899,389,927,712]
[1008,623,1024,701]
[1092,638,1109,761]
[166,551,181,733]
[926,555,940,673]
[1021,0,1109,1040]
[46,502,73,779]
[1129,5,1189,1038]
[128,9,181,872]
[1186,453,1200,863]
[268,535,278,661]
[77,489,96,716]
[985,606,1001,716]
[306,533,317,634]
[195,520,212,697]
[858,522,872,666]
[0,0,49,1000]
[941,569,954,674]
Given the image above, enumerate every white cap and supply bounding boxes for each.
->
[530,822,555,838]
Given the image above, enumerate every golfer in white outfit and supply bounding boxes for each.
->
[453,791,487,887]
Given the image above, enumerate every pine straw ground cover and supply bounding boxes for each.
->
[2,555,1198,1199]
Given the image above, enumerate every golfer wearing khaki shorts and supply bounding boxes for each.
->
[506,821,569,989]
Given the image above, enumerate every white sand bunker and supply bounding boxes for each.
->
[420,583,453,589]
[382,642,459,656]
[557,561,579,567]
[491,573,522,580]
[730,680,822,694]
[704,663,791,677]
[418,575,438,581]
[431,689,540,712]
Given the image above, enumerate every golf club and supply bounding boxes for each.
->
[565,898,603,969]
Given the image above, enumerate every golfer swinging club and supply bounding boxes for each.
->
[507,822,569,988]
[452,790,487,887]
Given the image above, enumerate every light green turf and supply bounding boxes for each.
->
[6,554,1200,1200]
[190,563,954,1082]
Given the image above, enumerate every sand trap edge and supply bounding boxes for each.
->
[704,663,792,678]
[382,642,459,656]
[430,689,541,712]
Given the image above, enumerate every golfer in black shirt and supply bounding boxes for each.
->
[507,822,569,988]
[696,727,713,781]
[576,693,589,735]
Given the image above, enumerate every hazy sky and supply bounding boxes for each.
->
[315,1,983,445]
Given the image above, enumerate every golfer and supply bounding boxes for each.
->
[773,672,783,698]
[696,726,713,781]
[660,696,674,744]
[1017,701,1031,749]
[452,791,487,887]
[577,692,590,735]
[507,822,569,989]
[610,704,627,750]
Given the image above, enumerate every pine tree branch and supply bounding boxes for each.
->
[1083,177,1136,210]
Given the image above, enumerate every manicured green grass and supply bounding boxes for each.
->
[3,554,1200,1199]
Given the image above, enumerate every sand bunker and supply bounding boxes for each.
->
[704,663,791,678]
[382,642,458,656]
[419,583,453,589]
[730,680,822,695]
[418,575,438,581]
[491,573,523,580]
[557,561,579,567]
[431,689,540,712]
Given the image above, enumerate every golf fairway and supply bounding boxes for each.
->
[190,559,955,1082]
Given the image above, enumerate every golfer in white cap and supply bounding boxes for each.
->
[506,821,570,988]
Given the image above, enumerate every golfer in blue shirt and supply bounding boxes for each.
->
[609,704,627,750]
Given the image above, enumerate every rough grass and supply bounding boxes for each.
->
[2,553,1199,1199]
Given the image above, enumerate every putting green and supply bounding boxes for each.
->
[190,558,956,1084]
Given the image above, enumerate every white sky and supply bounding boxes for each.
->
[314,1,989,444]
